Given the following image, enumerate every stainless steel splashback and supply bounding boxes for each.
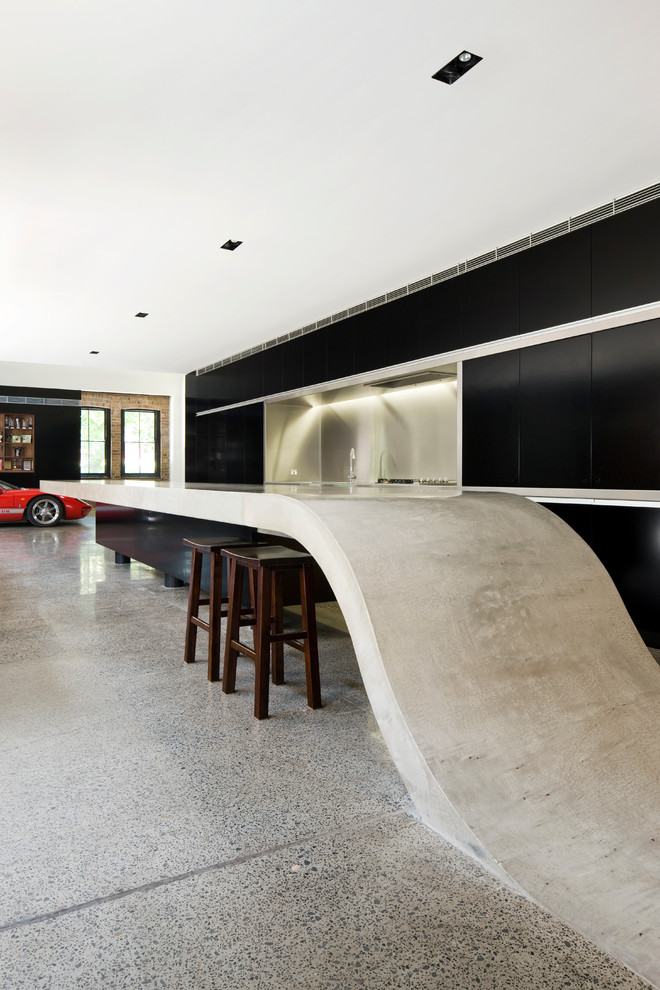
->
[265,382,457,484]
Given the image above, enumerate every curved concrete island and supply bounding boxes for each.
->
[45,479,660,986]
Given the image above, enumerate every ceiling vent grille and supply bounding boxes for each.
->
[432,265,460,284]
[409,275,432,293]
[0,395,81,407]
[497,236,530,258]
[197,178,660,376]
[614,181,660,213]
[387,286,408,302]
[531,220,570,246]
[570,203,614,230]
[466,249,497,271]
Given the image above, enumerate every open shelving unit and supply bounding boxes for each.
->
[0,413,35,473]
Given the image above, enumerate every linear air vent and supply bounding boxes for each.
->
[387,286,408,302]
[0,395,81,407]
[570,203,614,230]
[432,265,460,284]
[366,369,456,390]
[196,178,660,376]
[466,249,497,271]
[614,181,660,213]
[531,220,570,246]
[497,236,531,259]
[409,276,432,293]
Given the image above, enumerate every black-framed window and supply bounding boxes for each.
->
[121,409,160,478]
[80,407,110,477]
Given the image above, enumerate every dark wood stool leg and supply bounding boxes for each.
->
[254,567,272,719]
[300,561,322,709]
[222,558,244,694]
[184,548,203,664]
[207,549,222,681]
[271,570,284,685]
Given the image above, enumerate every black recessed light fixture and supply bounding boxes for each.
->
[432,50,482,84]
[135,311,149,318]
[89,350,99,355]
[221,239,243,251]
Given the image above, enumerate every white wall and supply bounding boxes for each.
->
[0,361,186,481]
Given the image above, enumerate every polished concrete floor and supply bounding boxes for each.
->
[0,515,652,989]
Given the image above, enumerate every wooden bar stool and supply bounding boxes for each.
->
[221,545,322,719]
[183,537,257,682]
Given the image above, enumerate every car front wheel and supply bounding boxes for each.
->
[26,496,64,527]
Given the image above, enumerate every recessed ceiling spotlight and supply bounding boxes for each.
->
[135,312,149,318]
[89,350,99,355]
[221,239,243,251]
[432,51,482,84]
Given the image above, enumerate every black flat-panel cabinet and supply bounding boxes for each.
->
[519,335,591,487]
[592,198,660,316]
[519,228,591,333]
[460,255,519,348]
[262,344,283,397]
[592,319,660,489]
[325,320,355,381]
[353,296,421,375]
[205,403,264,485]
[279,337,305,394]
[419,279,461,358]
[540,501,660,647]
[303,328,327,387]
[462,350,520,486]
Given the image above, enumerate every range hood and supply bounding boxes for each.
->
[365,369,457,390]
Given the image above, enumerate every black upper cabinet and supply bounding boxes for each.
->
[418,279,461,358]
[592,319,660,489]
[303,328,327,387]
[519,228,591,333]
[262,344,283,397]
[237,352,265,402]
[353,295,422,375]
[519,335,591,487]
[325,320,355,381]
[280,337,305,393]
[460,255,519,348]
[592,198,660,316]
[462,349,520,487]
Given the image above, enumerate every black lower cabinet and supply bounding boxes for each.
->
[541,502,660,647]
[462,350,520,486]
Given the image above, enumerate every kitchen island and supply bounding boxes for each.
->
[44,479,660,987]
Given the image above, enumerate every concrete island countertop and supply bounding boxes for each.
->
[44,478,660,986]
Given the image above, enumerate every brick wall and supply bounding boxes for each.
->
[82,391,170,480]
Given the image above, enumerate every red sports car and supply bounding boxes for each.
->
[0,480,92,527]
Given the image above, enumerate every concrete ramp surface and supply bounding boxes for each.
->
[44,481,660,984]
[286,492,660,987]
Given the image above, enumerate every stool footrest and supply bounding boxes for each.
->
[269,630,307,643]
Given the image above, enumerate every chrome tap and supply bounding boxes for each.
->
[348,447,357,481]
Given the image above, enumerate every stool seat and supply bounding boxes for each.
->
[221,545,321,719]
[183,537,257,681]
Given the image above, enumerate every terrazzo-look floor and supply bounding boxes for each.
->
[0,515,653,990]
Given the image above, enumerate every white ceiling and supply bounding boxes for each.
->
[3,0,660,376]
